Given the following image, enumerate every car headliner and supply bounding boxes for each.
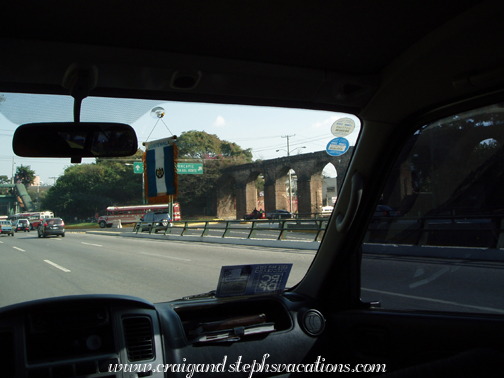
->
[2,0,503,126]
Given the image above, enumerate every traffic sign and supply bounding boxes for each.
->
[326,137,350,156]
[137,162,203,174]
[177,163,203,174]
[133,162,144,174]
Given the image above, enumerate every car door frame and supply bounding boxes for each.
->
[288,90,504,372]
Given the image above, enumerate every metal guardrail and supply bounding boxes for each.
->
[149,219,329,242]
[134,220,172,235]
[257,213,331,220]
[366,215,504,249]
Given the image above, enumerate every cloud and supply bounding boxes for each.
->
[311,115,338,129]
[212,115,226,127]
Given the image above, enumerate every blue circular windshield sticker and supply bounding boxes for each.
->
[326,137,349,156]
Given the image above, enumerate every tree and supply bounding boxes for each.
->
[177,130,252,160]
[0,175,10,195]
[15,165,36,187]
[41,149,144,220]
[176,131,253,214]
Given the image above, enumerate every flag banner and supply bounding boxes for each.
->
[143,136,178,204]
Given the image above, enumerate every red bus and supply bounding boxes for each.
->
[97,203,181,228]
[9,211,54,230]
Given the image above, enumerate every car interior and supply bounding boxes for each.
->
[2,1,504,377]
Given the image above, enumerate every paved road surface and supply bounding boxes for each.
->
[1,231,503,315]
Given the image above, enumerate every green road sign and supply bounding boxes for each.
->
[177,163,203,174]
[133,162,143,174]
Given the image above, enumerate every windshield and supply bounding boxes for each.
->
[0,92,360,306]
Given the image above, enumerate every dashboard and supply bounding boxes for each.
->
[0,294,327,378]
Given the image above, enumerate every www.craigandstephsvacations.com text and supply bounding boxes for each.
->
[108,355,387,377]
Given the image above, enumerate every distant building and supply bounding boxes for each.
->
[323,177,338,206]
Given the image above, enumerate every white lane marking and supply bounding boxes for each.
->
[81,242,103,247]
[362,287,504,314]
[409,266,450,288]
[43,260,71,272]
[13,247,25,252]
[140,252,191,262]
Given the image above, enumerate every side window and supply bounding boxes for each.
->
[361,103,504,314]
[144,213,153,222]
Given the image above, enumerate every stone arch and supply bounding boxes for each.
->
[321,162,338,206]
[219,149,354,219]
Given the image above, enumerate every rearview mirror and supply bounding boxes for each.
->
[13,122,138,159]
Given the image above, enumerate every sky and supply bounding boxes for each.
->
[0,93,361,185]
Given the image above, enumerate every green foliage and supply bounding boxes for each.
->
[177,130,252,160]
[255,175,265,193]
[0,175,10,195]
[41,150,143,219]
[40,128,252,218]
[15,165,36,187]
[176,131,252,213]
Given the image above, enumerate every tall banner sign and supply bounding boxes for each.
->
[143,136,178,204]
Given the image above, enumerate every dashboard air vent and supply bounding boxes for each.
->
[301,309,325,336]
[122,316,154,362]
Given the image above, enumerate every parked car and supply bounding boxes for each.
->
[134,212,172,233]
[38,218,65,238]
[244,209,265,220]
[374,205,401,218]
[0,220,14,236]
[321,206,334,217]
[13,219,30,232]
[266,209,292,219]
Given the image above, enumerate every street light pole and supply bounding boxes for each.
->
[276,143,306,214]
[281,135,295,214]
[142,173,146,205]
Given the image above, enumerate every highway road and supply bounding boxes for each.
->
[361,254,504,315]
[1,230,503,316]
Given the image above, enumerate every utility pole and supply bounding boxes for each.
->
[11,157,15,184]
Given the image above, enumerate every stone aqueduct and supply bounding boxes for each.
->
[215,148,354,219]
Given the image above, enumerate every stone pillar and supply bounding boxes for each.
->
[297,178,323,217]
[216,186,236,219]
[264,184,276,213]
[235,181,257,219]
[263,180,288,212]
